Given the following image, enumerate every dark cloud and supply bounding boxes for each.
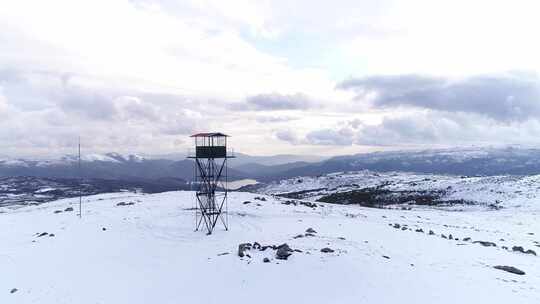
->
[305,128,354,146]
[59,88,118,121]
[255,115,298,123]
[338,73,540,122]
[274,129,300,144]
[245,92,314,111]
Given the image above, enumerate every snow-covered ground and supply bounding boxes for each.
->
[258,170,540,209]
[1,189,540,303]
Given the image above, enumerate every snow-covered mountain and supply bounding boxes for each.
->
[5,146,540,183]
[252,146,540,181]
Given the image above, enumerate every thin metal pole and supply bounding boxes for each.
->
[78,136,82,219]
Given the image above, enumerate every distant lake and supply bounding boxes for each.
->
[227,179,258,190]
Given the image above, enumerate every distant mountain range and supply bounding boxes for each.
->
[251,146,540,181]
[3,147,540,183]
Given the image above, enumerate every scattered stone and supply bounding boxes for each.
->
[429,230,435,235]
[37,232,48,237]
[10,288,17,294]
[493,265,525,275]
[525,249,537,256]
[473,241,497,247]
[463,237,471,241]
[320,247,335,253]
[64,207,74,212]
[306,228,317,234]
[512,246,525,253]
[263,257,270,263]
[415,228,424,233]
[54,210,63,214]
[276,243,293,260]
[238,243,252,257]
[300,201,317,208]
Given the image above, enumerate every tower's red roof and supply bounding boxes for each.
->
[190,132,229,137]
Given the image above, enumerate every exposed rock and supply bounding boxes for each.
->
[238,243,252,257]
[502,246,508,250]
[512,246,525,253]
[382,255,390,259]
[37,232,48,237]
[429,230,435,235]
[393,223,401,229]
[463,237,471,241]
[493,265,525,275]
[64,207,74,212]
[441,234,447,239]
[10,288,17,294]
[305,233,316,237]
[293,234,304,239]
[49,234,55,237]
[525,249,537,256]
[263,257,270,263]
[473,241,497,247]
[320,247,334,253]
[276,243,293,260]
[306,228,317,234]
[54,210,63,214]
[415,228,424,233]
[102,227,107,231]
[243,201,251,205]
[449,234,454,240]
[338,237,346,240]
[116,202,127,206]
[217,252,230,256]
[253,242,261,250]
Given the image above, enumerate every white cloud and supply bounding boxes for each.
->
[1,0,540,156]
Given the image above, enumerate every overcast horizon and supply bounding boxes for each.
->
[2,0,540,158]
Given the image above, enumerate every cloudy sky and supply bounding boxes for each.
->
[1,0,540,157]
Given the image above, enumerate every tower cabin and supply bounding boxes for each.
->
[189,132,230,159]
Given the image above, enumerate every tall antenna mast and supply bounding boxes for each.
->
[78,136,82,218]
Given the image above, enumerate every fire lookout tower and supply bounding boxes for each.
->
[188,132,234,234]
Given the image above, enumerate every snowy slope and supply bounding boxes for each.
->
[258,170,540,210]
[1,190,539,303]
